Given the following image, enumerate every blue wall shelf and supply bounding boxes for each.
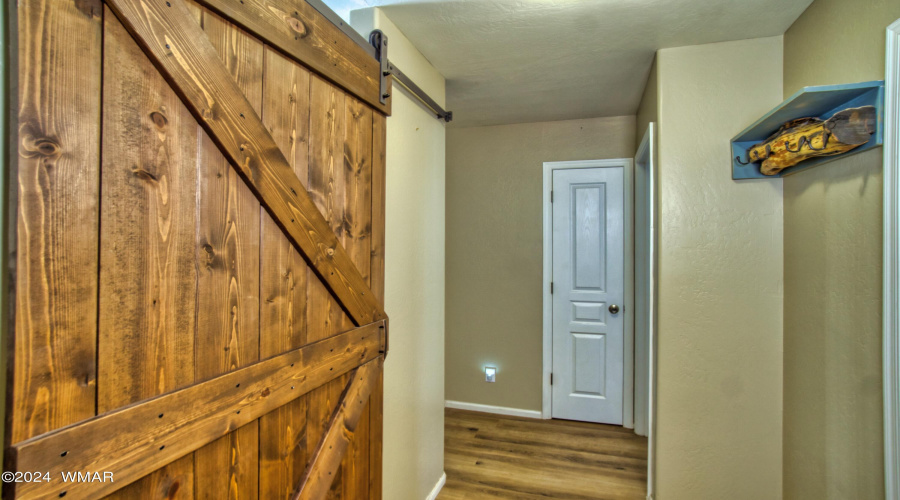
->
[731,80,884,180]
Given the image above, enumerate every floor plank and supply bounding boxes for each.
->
[440,408,648,500]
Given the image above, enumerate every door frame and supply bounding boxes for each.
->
[884,17,900,500]
[542,158,634,425]
[634,124,657,500]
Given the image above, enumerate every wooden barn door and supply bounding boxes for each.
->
[4,0,390,498]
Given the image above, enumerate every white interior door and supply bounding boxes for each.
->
[551,166,625,424]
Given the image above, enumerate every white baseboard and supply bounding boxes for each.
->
[425,472,446,500]
[445,400,542,419]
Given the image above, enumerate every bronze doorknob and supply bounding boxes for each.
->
[609,304,620,314]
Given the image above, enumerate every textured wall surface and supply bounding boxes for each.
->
[655,36,784,499]
[351,9,447,500]
[445,116,635,411]
[782,0,900,497]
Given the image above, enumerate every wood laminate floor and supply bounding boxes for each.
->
[438,408,648,500]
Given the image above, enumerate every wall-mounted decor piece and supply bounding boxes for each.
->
[731,81,884,179]
[738,106,877,175]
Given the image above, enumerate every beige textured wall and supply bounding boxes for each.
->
[782,0,899,498]
[636,56,658,145]
[445,116,635,411]
[351,9,447,500]
[655,36,784,499]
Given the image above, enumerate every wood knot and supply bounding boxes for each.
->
[36,139,60,157]
[149,111,168,130]
[132,168,158,182]
[287,16,307,37]
[20,132,62,159]
[261,388,271,397]
[165,480,180,499]
[73,0,100,18]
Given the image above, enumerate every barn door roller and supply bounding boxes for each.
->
[369,30,453,122]
[304,0,453,122]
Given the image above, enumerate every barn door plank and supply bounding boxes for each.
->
[193,0,390,114]
[340,95,374,499]
[370,113,387,309]
[292,357,382,500]
[105,0,386,327]
[368,112,387,500]
[307,74,350,500]
[259,46,313,499]
[11,0,102,446]
[192,8,263,499]
[97,9,200,500]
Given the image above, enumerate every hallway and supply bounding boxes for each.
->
[439,408,648,499]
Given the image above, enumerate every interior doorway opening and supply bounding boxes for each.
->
[538,124,657,496]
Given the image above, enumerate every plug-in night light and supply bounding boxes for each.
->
[484,366,496,383]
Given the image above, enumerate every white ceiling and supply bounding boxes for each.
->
[348,0,814,127]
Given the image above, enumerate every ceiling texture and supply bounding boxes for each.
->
[347,0,814,127]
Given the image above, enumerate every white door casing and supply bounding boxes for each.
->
[635,123,658,500]
[884,18,900,500]
[634,123,656,439]
[551,166,625,424]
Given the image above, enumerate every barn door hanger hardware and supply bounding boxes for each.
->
[302,0,453,122]
[369,30,453,122]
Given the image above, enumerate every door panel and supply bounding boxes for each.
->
[552,167,625,424]
[6,0,389,498]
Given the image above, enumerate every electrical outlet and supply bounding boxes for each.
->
[484,366,496,383]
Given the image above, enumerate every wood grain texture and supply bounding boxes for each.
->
[367,372,384,500]
[11,0,102,445]
[9,2,389,498]
[366,114,386,500]
[260,47,311,357]
[97,11,199,500]
[11,322,384,500]
[749,106,878,175]
[308,75,349,339]
[340,95,374,500]
[293,357,382,500]
[105,0,386,327]
[439,409,648,500]
[340,96,373,285]
[194,0,390,114]
[192,9,263,500]
[259,46,313,500]
[369,113,386,306]
[306,74,350,500]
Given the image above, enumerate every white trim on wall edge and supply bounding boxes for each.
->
[425,472,446,500]
[884,18,900,500]
[445,400,542,419]
[635,123,658,500]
